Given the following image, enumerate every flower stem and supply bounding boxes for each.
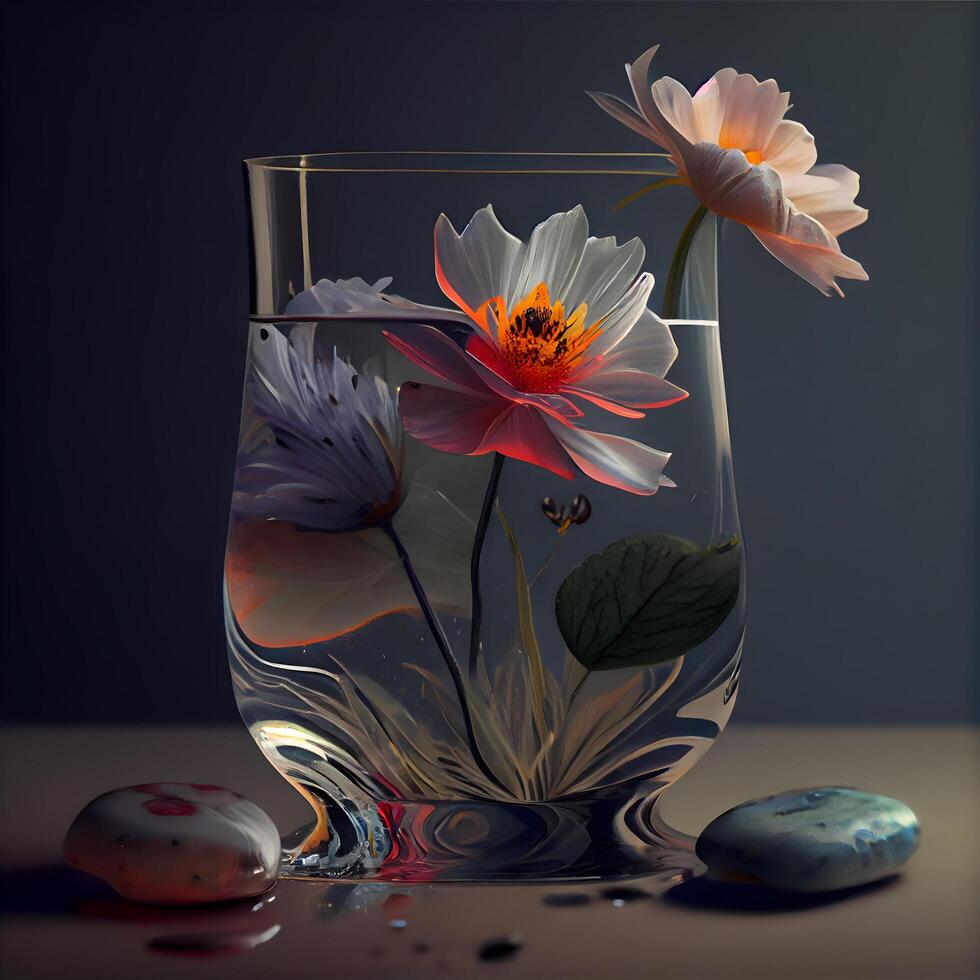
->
[530,525,569,588]
[381,519,502,794]
[612,175,686,213]
[661,203,709,320]
[468,453,505,679]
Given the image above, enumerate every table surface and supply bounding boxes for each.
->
[1,724,977,980]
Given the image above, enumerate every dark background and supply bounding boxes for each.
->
[1,1,976,725]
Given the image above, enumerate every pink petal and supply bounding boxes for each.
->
[561,391,646,419]
[624,45,687,158]
[691,73,724,143]
[763,120,818,178]
[563,370,688,415]
[398,382,509,454]
[387,323,579,420]
[477,405,577,479]
[546,419,673,496]
[463,334,584,421]
[682,143,787,231]
[751,225,868,297]
[649,76,701,148]
[398,383,577,480]
[680,143,868,295]
[384,324,492,393]
[712,72,789,156]
[782,164,869,237]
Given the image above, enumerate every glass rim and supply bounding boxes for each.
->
[244,150,675,176]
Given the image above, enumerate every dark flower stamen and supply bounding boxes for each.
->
[541,494,592,529]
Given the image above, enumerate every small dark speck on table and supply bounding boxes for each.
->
[478,936,524,962]
[542,892,592,907]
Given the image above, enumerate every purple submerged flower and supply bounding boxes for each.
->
[234,322,405,533]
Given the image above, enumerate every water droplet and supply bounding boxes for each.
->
[601,886,649,904]
[147,924,281,956]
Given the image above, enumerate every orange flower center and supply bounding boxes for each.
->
[485,282,600,392]
[718,137,764,166]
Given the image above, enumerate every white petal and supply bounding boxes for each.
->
[583,272,655,361]
[763,120,817,177]
[547,419,672,495]
[588,90,666,145]
[511,205,589,308]
[434,205,524,325]
[593,309,678,377]
[562,234,646,325]
[283,277,392,317]
[782,164,868,237]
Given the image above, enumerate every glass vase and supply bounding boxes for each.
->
[225,153,745,882]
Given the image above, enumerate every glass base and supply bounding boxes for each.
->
[278,793,699,883]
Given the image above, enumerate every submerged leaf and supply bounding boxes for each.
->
[555,535,740,672]
[226,483,472,648]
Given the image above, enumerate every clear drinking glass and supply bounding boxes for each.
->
[225,153,745,882]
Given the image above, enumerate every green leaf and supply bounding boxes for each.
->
[555,534,741,672]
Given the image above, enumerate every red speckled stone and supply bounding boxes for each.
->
[64,783,280,904]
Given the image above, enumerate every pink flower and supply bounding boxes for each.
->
[385,205,687,495]
[591,45,869,296]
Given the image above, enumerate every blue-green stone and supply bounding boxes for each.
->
[696,787,920,892]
